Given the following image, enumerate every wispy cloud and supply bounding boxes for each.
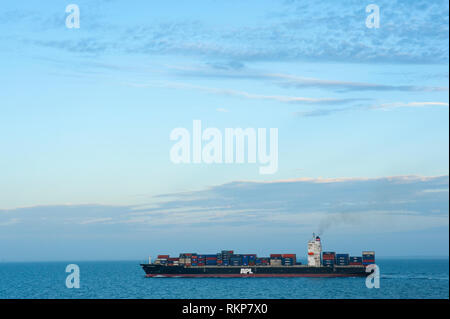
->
[372,101,450,109]
[294,106,358,117]
[125,81,367,105]
[78,217,114,225]
[173,65,449,93]
[295,101,449,117]
[270,74,449,93]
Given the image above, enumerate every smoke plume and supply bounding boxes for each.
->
[318,212,362,235]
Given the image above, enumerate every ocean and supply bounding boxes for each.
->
[0,258,448,299]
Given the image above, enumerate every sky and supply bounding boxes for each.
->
[0,0,448,261]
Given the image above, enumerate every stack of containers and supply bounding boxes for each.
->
[229,255,242,266]
[270,254,282,266]
[216,253,223,265]
[256,257,270,266]
[248,254,257,266]
[167,257,179,266]
[191,255,198,266]
[179,253,193,265]
[157,255,169,265]
[349,256,363,265]
[362,251,375,265]
[221,250,233,266]
[241,254,257,266]
[197,255,205,266]
[205,254,217,265]
[222,257,229,266]
[322,252,335,267]
[281,254,296,266]
[335,254,350,266]
[186,253,195,266]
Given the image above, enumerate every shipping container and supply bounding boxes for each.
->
[322,252,336,261]
[270,259,282,266]
[282,258,295,266]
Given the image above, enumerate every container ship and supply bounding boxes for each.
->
[140,234,375,278]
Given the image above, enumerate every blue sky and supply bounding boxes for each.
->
[0,0,448,261]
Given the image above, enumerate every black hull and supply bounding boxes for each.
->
[140,264,368,278]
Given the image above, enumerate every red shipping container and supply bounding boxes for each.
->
[282,254,296,258]
[157,255,169,259]
[270,254,282,258]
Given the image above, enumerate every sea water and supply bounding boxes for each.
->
[0,258,447,299]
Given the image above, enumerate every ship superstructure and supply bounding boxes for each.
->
[307,234,322,267]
